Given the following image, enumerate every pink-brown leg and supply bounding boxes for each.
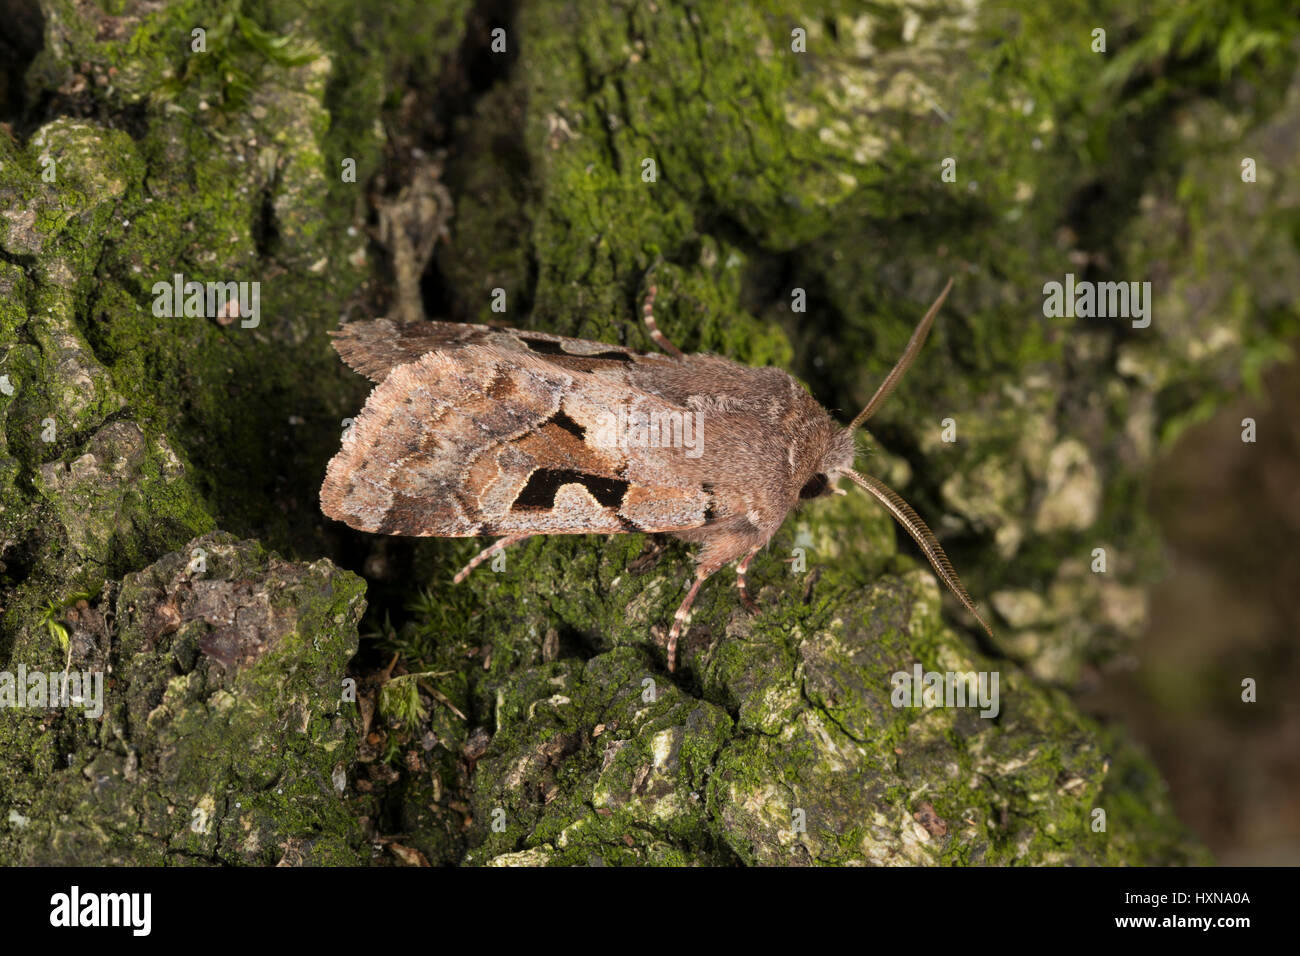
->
[666,564,720,671]
[642,284,685,360]
[735,547,762,613]
[453,535,533,584]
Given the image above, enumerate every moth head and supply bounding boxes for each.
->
[800,427,858,500]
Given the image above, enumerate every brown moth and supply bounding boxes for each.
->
[320,278,993,671]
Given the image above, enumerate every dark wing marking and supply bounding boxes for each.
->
[547,410,586,439]
[515,469,629,509]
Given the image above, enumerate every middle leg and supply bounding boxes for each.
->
[665,562,722,672]
[453,535,533,584]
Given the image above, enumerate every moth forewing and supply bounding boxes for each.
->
[320,344,714,538]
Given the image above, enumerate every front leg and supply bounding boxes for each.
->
[735,546,762,613]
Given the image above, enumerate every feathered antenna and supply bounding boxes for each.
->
[847,277,954,431]
[843,277,992,636]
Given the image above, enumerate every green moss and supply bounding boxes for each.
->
[389,504,1200,865]
[0,533,366,865]
[461,647,737,866]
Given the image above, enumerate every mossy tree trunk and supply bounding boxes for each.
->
[2,0,1295,864]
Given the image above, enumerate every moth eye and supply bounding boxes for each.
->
[799,473,829,499]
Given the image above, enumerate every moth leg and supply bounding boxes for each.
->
[642,284,686,360]
[452,535,533,584]
[735,546,762,613]
[666,563,722,672]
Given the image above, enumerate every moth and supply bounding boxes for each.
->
[321,278,993,671]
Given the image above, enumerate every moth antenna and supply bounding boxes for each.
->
[847,277,954,431]
[844,468,993,637]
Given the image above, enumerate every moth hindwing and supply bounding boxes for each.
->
[321,279,994,671]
